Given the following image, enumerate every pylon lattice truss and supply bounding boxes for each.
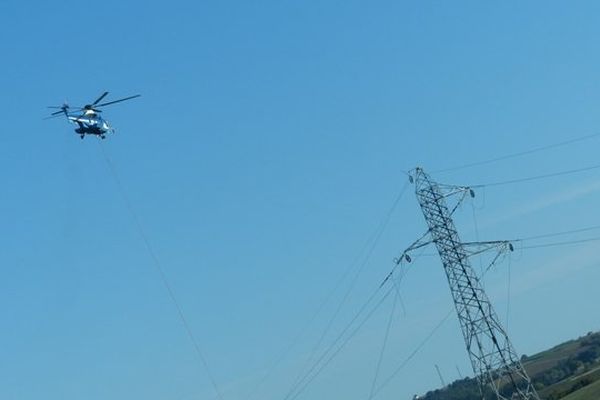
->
[407,167,540,400]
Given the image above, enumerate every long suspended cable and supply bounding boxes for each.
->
[470,162,600,188]
[244,288,337,400]
[247,181,407,400]
[519,235,600,249]
[254,224,383,400]
[285,260,415,400]
[98,142,225,400]
[433,132,600,174]
[368,293,398,400]
[286,284,396,400]
[514,224,600,241]
[391,278,407,318]
[283,181,410,398]
[501,225,600,249]
[282,284,387,400]
[371,310,454,399]
[314,180,410,346]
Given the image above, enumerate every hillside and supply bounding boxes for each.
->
[418,331,600,400]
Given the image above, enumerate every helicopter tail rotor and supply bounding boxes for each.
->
[46,102,71,119]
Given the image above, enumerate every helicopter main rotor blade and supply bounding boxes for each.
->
[95,94,140,108]
[92,91,109,105]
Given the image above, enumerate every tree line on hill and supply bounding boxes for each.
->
[532,332,600,399]
[418,332,600,400]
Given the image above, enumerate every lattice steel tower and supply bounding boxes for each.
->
[411,167,539,400]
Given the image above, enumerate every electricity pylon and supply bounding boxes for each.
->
[407,167,539,400]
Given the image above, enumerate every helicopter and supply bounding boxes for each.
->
[47,92,140,139]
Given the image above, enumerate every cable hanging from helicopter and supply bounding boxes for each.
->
[46,91,140,139]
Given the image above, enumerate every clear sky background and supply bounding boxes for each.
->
[2,1,600,400]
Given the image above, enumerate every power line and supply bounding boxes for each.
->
[258,226,383,400]
[368,293,398,400]
[519,235,600,249]
[285,262,415,400]
[281,182,410,399]
[282,284,387,400]
[286,285,395,400]
[504,225,600,249]
[98,142,225,400]
[284,261,414,400]
[433,132,600,174]
[371,309,454,399]
[514,224,600,241]
[470,162,600,188]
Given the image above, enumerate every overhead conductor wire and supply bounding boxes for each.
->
[470,162,600,188]
[246,181,408,400]
[515,224,600,241]
[370,309,454,399]
[504,224,600,250]
[286,284,396,400]
[285,257,416,400]
[368,292,398,400]
[433,132,600,174]
[98,142,225,400]
[292,181,409,378]
[519,236,600,249]
[282,181,410,400]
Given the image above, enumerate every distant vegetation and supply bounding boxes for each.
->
[417,377,489,400]
[418,331,600,400]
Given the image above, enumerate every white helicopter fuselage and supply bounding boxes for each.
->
[68,110,112,139]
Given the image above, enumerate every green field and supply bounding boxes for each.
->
[561,379,600,400]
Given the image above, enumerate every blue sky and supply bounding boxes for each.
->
[2,1,600,399]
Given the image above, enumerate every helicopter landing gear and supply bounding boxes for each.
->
[100,135,106,139]
[80,135,84,139]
